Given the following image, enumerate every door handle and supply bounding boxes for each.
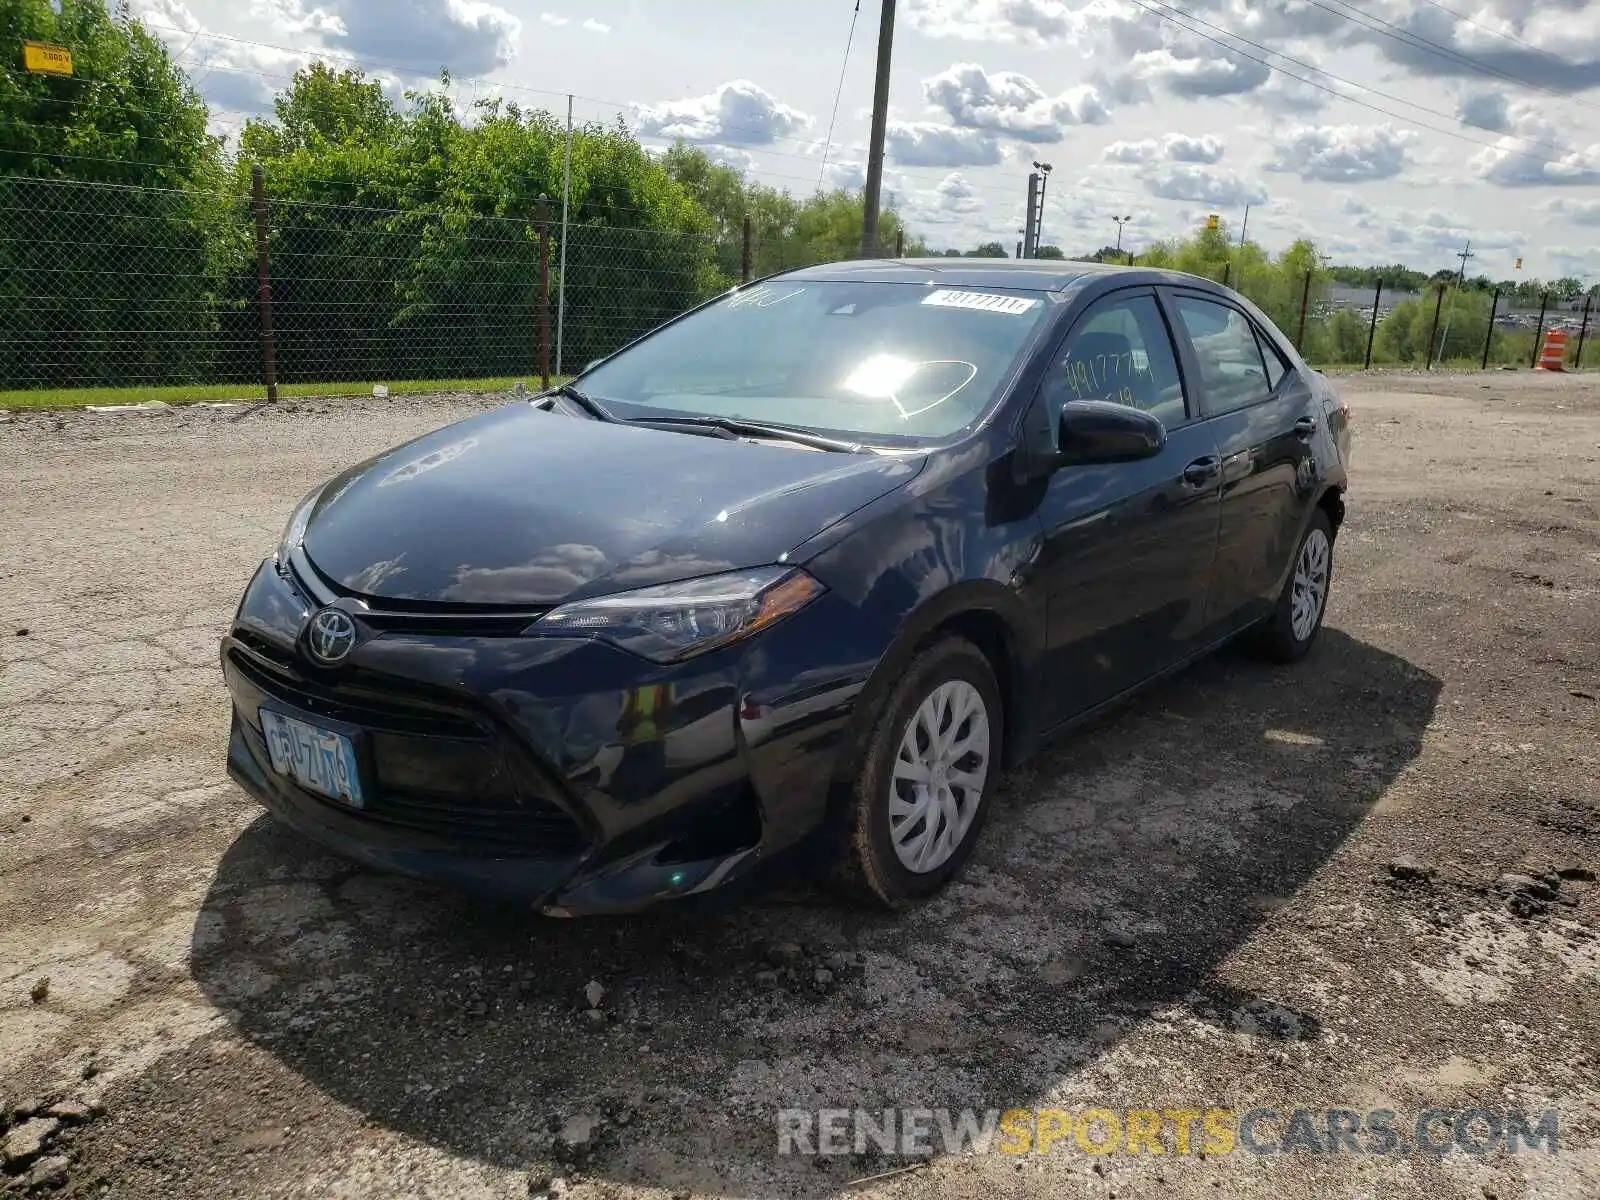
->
[1182,456,1221,487]
[1293,416,1317,441]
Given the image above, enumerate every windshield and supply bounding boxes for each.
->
[578,280,1052,443]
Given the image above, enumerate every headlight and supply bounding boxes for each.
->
[528,567,824,662]
[275,484,324,568]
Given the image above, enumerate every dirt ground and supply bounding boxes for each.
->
[1,371,1597,1199]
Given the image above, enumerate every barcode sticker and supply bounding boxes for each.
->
[922,290,1038,316]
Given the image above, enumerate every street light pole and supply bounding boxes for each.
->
[1113,215,1132,253]
[859,0,897,257]
[1031,160,1052,255]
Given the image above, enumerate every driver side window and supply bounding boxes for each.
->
[1043,293,1189,431]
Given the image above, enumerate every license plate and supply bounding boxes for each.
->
[260,709,364,808]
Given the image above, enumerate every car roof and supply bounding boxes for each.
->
[777,257,1225,294]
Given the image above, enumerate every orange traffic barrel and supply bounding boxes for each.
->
[1538,328,1568,371]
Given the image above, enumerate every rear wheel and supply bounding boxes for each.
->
[1256,509,1334,663]
[832,637,1002,908]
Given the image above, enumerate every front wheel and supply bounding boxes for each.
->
[832,637,1003,908]
[1256,509,1335,663]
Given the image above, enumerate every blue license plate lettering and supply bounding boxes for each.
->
[260,709,364,808]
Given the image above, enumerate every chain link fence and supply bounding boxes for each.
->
[1210,264,1594,371]
[2,171,1591,402]
[0,173,751,399]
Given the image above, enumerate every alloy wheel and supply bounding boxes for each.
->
[1291,527,1332,642]
[888,680,991,874]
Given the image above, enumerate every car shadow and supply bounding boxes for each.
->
[190,627,1439,1195]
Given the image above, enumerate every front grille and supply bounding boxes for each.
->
[291,554,549,638]
[231,647,589,858]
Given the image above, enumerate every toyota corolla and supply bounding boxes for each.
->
[222,259,1350,915]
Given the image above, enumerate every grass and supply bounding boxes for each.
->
[0,374,560,410]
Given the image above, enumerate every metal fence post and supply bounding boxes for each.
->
[1425,285,1445,370]
[1221,261,1231,288]
[1577,291,1593,369]
[1530,291,1548,369]
[1482,288,1499,370]
[741,215,752,283]
[555,94,573,378]
[1364,278,1383,369]
[1295,269,1312,352]
[249,165,279,403]
[537,195,551,389]
[895,228,904,258]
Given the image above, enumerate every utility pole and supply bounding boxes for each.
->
[1435,241,1474,366]
[1238,204,1250,249]
[1022,173,1039,257]
[859,0,896,257]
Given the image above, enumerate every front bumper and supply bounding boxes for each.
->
[222,557,876,914]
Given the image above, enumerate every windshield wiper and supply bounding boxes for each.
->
[624,415,861,453]
[538,382,616,423]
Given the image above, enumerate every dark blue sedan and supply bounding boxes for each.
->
[222,259,1350,914]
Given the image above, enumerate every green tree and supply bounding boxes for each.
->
[1,0,218,185]
[967,241,1008,257]
[241,73,725,379]
[0,0,235,389]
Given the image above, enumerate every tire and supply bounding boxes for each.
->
[1256,509,1335,664]
[832,637,1003,909]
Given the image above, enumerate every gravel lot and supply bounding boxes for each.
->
[1,372,1597,1199]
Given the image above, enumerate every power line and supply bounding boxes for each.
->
[817,0,862,191]
[1410,0,1576,62]
[1125,0,1576,158]
[1311,0,1600,111]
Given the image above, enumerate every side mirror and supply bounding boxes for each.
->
[1057,400,1165,466]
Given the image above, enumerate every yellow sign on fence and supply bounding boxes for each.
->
[22,41,74,76]
[1206,214,1220,231]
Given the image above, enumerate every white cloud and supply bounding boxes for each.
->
[633,81,811,146]
[1473,101,1600,187]
[251,0,346,36]
[1457,90,1512,136]
[1543,197,1600,227]
[693,146,751,172]
[540,12,568,26]
[1128,44,1270,98]
[132,0,313,113]
[1352,0,1600,94]
[922,62,1108,143]
[896,171,988,230]
[884,121,1004,167]
[903,0,1078,44]
[247,0,521,77]
[820,159,868,190]
[1266,124,1415,183]
[1142,165,1268,207]
[582,17,610,33]
[1104,133,1225,166]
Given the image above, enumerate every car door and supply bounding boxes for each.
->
[1163,289,1320,633]
[1033,287,1223,726]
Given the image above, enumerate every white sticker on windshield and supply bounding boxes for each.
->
[922,289,1037,316]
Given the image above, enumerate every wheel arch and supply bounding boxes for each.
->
[831,581,1040,787]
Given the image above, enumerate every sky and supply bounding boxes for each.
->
[124,0,1600,281]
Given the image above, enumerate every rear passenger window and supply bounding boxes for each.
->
[1255,327,1288,391]
[1171,295,1270,415]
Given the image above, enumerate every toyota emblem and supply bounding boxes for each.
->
[305,608,358,665]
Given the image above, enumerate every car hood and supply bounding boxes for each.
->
[300,402,924,607]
